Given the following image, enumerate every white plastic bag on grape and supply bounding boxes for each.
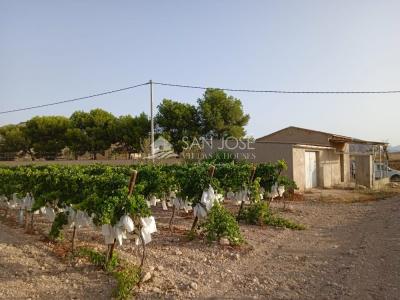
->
[278,185,285,197]
[45,207,56,222]
[120,215,134,232]
[136,216,157,245]
[267,183,279,200]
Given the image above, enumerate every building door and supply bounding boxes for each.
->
[305,151,317,188]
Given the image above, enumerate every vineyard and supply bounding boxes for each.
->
[0,161,303,299]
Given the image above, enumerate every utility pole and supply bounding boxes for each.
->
[150,80,155,160]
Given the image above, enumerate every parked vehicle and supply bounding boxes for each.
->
[374,163,400,182]
[388,167,400,182]
[374,163,388,180]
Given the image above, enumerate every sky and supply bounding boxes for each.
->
[1,1,399,145]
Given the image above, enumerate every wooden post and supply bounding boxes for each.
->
[108,238,116,261]
[128,170,138,196]
[169,204,176,232]
[138,221,146,268]
[71,225,77,254]
[30,212,34,232]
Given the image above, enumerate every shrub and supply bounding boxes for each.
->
[49,212,69,240]
[201,202,243,245]
[77,247,140,300]
[113,264,141,300]
[239,201,304,230]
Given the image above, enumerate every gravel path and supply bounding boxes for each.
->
[1,196,399,299]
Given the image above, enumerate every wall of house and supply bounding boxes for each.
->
[201,139,258,163]
[292,148,305,190]
[318,149,341,188]
[354,155,373,187]
[203,139,353,191]
[202,140,294,179]
[374,177,390,189]
[343,144,351,183]
[291,146,351,191]
[254,143,294,178]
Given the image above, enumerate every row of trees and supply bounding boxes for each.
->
[0,89,249,160]
[0,109,150,160]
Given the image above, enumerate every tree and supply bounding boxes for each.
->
[24,116,70,160]
[69,109,116,159]
[155,99,201,153]
[0,124,32,160]
[115,113,150,157]
[197,89,249,139]
[65,127,90,159]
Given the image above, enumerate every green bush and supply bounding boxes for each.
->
[239,201,304,230]
[201,203,243,245]
[48,212,69,240]
[238,201,269,225]
[77,246,140,300]
[113,264,141,300]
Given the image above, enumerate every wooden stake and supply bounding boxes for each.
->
[71,225,76,254]
[128,170,138,196]
[169,204,176,232]
[30,212,34,232]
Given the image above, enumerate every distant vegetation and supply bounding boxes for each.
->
[0,89,249,160]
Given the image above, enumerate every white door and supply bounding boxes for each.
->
[305,151,317,188]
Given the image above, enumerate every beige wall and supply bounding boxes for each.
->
[203,140,352,191]
[318,149,341,188]
[354,155,373,187]
[254,143,294,178]
[292,148,340,191]
[292,148,305,190]
[202,140,294,178]
[201,139,258,163]
[343,144,351,183]
[292,146,351,191]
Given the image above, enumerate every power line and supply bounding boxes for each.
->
[153,81,400,94]
[0,82,149,115]
[2,80,400,115]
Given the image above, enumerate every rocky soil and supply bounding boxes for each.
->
[1,194,400,299]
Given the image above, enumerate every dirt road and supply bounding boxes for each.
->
[1,197,399,299]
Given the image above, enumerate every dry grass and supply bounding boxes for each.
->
[303,186,400,203]
[389,152,400,160]
[388,152,400,170]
